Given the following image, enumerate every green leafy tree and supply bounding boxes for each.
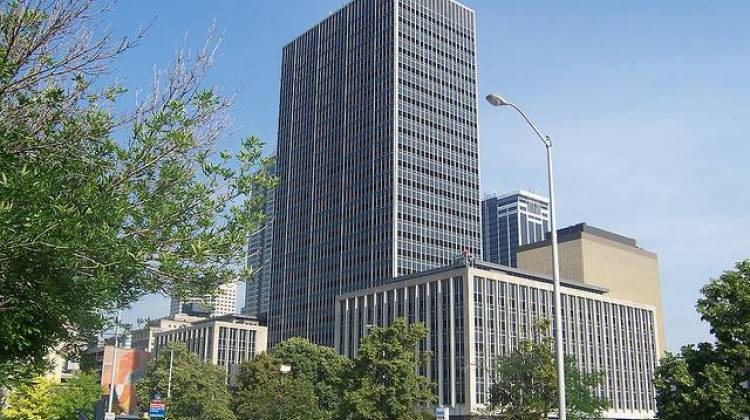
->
[233,352,325,420]
[3,373,101,420]
[3,377,54,420]
[563,358,608,420]
[136,343,236,420]
[270,337,350,418]
[488,320,607,420]
[654,260,750,420]
[342,319,435,420]
[0,0,274,387]
[49,373,102,420]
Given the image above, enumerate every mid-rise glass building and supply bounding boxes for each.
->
[269,0,481,346]
[481,190,549,267]
[243,167,275,321]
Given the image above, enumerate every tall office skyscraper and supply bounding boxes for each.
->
[481,190,549,267]
[243,171,275,320]
[270,0,481,346]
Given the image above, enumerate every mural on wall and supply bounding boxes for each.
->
[99,347,150,413]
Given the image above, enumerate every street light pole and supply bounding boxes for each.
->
[107,310,121,415]
[167,348,174,399]
[486,93,567,420]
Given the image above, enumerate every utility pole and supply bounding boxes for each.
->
[106,310,121,416]
[167,348,174,398]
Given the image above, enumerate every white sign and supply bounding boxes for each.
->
[435,405,449,420]
[104,413,116,420]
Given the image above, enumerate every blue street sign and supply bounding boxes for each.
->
[149,400,166,418]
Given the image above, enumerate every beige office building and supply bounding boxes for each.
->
[335,260,660,419]
[517,223,666,354]
[130,313,206,353]
[153,314,267,385]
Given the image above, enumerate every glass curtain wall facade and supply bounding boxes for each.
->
[482,190,549,267]
[335,262,660,419]
[243,168,275,320]
[270,0,481,346]
[395,0,481,275]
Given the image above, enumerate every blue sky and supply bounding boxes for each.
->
[115,1,750,352]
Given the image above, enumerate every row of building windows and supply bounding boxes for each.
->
[398,170,478,205]
[398,110,476,142]
[398,125,477,158]
[398,1,474,41]
[398,60,475,98]
[398,211,478,239]
[398,138,476,173]
[399,193,480,222]
[399,93,476,129]
[399,29,474,71]
[399,76,475,113]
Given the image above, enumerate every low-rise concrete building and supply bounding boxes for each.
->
[130,313,206,353]
[153,314,267,385]
[335,260,660,419]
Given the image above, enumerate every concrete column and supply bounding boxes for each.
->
[465,268,476,412]
[449,277,456,407]
[437,279,444,406]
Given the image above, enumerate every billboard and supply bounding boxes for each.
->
[97,347,150,413]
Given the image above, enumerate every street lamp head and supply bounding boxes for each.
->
[486,93,510,107]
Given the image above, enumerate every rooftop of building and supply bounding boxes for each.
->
[284,0,476,49]
[338,257,609,300]
[517,222,644,252]
[155,313,265,329]
[143,313,206,328]
[483,189,550,204]
[208,313,264,325]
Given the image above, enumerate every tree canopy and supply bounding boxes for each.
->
[268,337,350,418]
[341,319,435,420]
[234,322,435,420]
[654,260,750,420]
[0,0,274,387]
[234,352,326,420]
[3,372,102,420]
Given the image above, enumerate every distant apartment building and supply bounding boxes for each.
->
[169,281,237,318]
[269,0,482,347]
[153,314,267,385]
[517,222,666,354]
[243,168,275,320]
[130,313,206,353]
[481,190,549,267]
[335,260,661,419]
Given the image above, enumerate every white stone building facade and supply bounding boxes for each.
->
[335,261,659,419]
